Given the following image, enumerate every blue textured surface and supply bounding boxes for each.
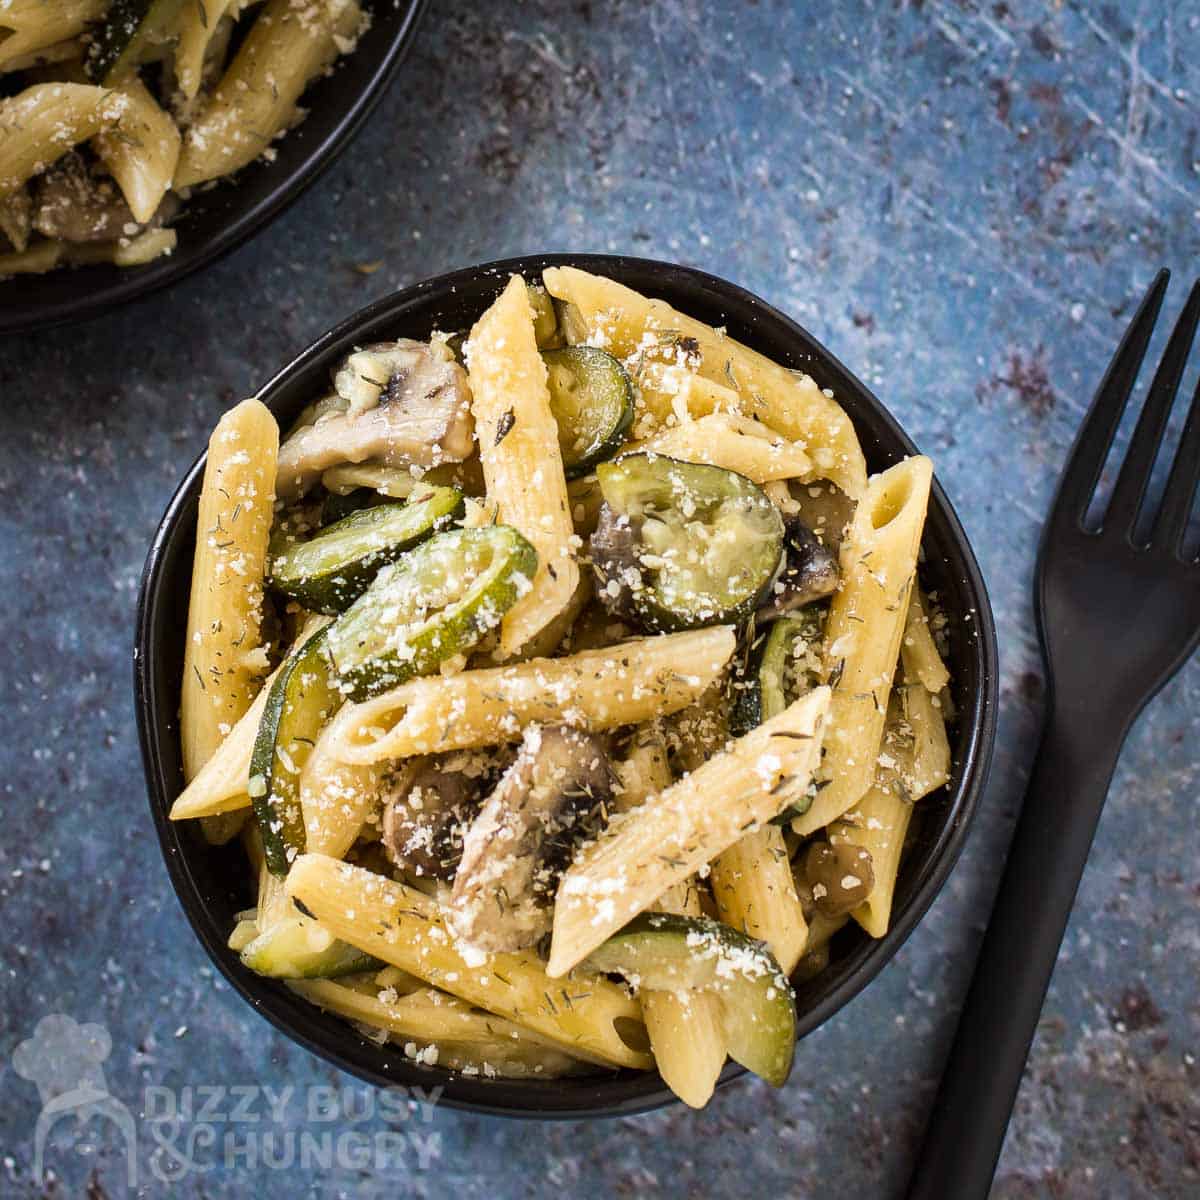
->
[2,1,1198,1196]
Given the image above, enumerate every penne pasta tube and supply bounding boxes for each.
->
[0,83,129,198]
[829,679,950,938]
[299,722,385,860]
[631,412,812,483]
[324,627,736,764]
[710,825,808,975]
[93,75,181,223]
[287,980,592,1056]
[181,399,279,782]
[615,730,726,1108]
[901,587,951,695]
[175,0,363,188]
[286,855,652,1070]
[467,275,580,655]
[0,0,107,70]
[542,265,867,498]
[793,456,933,837]
[548,686,831,977]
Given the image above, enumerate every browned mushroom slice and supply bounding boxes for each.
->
[756,516,839,622]
[275,339,476,500]
[32,153,137,243]
[802,840,875,918]
[447,727,615,955]
[379,751,504,880]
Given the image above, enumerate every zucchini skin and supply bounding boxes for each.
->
[86,0,188,84]
[249,626,341,876]
[269,487,464,614]
[584,912,796,1087]
[240,918,379,979]
[542,347,634,479]
[327,525,539,702]
[594,454,784,632]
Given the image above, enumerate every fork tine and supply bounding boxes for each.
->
[1106,279,1200,537]
[1052,269,1168,525]
[1153,370,1200,556]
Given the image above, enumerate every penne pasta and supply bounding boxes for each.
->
[615,730,726,1109]
[542,265,868,497]
[286,854,652,1070]
[93,76,181,224]
[287,979,598,1063]
[631,412,813,483]
[324,627,737,763]
[0,83,129,198]
[299,722,385,860]
[180,399,279,782]
[711,825,808,976]
[466,275,580,656]
[828,679,950,938]
[0,0,107,70]
[174,0,363,189]
[549,686,830,977]
[902,587,951,695]
[793,456,933,837]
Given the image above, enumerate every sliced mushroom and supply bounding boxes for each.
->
[802,840,875,918]
[0,187,32,253]
[32,154,137,243]
[447,726,615,954]
[380,750,505,880]
[275,339,476,501]
[589,505,645,622]
[757,516,839,621]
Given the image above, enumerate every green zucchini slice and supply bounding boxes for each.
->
[269,486,464,614]
[583,912,796,1087]
[249,626,342,877]
[542,347,633,479]
[86,0,188,84]
[326,525,538,701]
[240,916,378,979]
[592,454,784,631]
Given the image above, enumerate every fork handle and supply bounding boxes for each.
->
[906,708,1125,1200]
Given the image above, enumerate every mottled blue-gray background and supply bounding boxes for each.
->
[2,1,1198,1196]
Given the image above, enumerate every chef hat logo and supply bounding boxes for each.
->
[12,1014,137,1186]
[13,1014,113,1107]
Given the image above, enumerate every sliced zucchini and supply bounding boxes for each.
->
[249,626,342,876]
[326,525,538,701]
[582,912,796,1087]
[527,284,563,349]
[542,347,633,479]
[735,608,826,732]
[269,486,464,614]
[593,454,784,632]
[240,916,378,979]
[320,487,387,526]
[86,0,188,84]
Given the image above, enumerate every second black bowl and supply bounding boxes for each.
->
[135,253,999,1118]
[0,0,426,336]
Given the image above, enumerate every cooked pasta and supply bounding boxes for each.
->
[0,0,368,276]
[168,268,953,1107]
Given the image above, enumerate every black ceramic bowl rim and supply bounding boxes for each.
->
[0,0,426,336]
[135,253,1000,1119]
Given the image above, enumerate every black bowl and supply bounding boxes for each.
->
[135,254,999,1118]
[0,0,426,336]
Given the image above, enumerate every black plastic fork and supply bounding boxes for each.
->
[908,270,1200,1199]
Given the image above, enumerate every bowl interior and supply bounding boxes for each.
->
[0,0,426,336]
[136,253,998,1117]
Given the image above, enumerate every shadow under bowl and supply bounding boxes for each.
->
[135,253,999,1118]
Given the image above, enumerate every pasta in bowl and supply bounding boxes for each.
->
[0,0,425,330]
[135,255,997,1116]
